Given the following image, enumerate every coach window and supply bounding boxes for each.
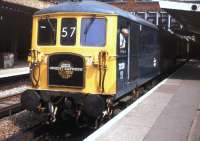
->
[60,18,77,45]
[38,19,57,45]
[81,18,106,47]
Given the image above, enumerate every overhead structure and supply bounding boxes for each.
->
[159,1,200,35]
[0,0,53,68]
[160,0,200,60]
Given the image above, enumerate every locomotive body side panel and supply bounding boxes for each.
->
[137,25,160,85]
[115,17,161,99]
[116,17,138,98]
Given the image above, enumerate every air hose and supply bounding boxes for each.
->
[30,62,40,88]
[30,50,41,88]
[98,51,108,93]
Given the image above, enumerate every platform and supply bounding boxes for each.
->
[84,60,200,141]
[0,62,29,79]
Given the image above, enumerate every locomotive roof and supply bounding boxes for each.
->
[34,1,157,29]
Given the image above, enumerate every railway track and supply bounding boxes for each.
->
[0,93,21,102]
[0,103,23,119]
[0,72,30,119]
[0,94,24,119]
[7,120,94,141]
[0,74,29,92]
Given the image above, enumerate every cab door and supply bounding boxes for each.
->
[116,17,130,93]
[116,17,139,98]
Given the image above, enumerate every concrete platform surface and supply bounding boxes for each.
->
[84,60,200,141]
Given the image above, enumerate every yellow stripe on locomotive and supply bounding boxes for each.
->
[30,13,118,95]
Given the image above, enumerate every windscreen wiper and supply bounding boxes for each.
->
[47,18,56,32]
[84,15,96,36]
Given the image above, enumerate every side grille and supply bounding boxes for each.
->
[48,54,85,88]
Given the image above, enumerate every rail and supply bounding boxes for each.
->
[0,103,23,119]
[0,93,24,118]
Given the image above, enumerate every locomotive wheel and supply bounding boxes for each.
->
[21,90,41,112]
[83,95,106,118]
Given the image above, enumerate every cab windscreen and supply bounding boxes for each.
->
[81,18,106,47]
[38,18,57,45]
